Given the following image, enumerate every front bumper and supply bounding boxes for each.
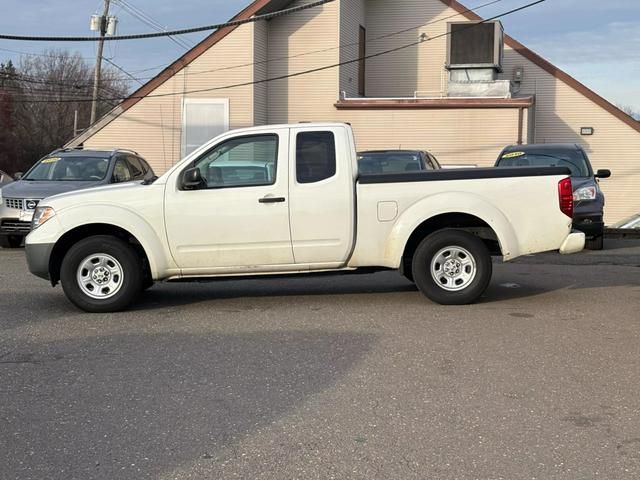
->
[559,232,585,255]
[25,242,55,280]
[0,205,34,237]
[0,219,32,236]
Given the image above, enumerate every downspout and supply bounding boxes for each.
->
[517,107,524,145]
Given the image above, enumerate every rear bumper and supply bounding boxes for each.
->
[559,232,585,255]
[573,216,604,238]
[25,242,54,280]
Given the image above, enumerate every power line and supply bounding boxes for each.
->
[2,71,125,96]
[103,57,144,85]
[3,0,504,84]
[0,0,335,42]
[113,0,194,50]
[11,0,547,104]
[0,47,100,61]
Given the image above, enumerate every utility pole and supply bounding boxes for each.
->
[90,0,111,125]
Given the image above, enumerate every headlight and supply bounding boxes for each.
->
[31,206,56,230]
[573,186,596,201]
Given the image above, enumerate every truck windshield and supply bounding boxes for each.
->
[497,151,590,177]
[23,156,110,181]
[358,152,424,174]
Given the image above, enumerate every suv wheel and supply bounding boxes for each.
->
[585,234,604,250]
[60,235,143,312]
[0,235,23,248]
[412,230,492,305]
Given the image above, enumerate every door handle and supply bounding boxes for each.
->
[259,196,286,204]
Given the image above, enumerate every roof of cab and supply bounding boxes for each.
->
[502,143,584,152]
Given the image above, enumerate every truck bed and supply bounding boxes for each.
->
[358,166,572,184]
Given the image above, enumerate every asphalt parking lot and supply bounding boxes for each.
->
[1,241,639,479]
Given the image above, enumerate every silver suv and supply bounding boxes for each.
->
[0,148,154,248]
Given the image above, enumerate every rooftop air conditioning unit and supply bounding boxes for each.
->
[446,21,504,71]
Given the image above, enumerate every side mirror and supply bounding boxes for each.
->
[182,167,205,190]
[595,169,611,179]
[14,172,23,180]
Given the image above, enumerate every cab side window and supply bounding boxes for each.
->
[296,131,336,184]
[191,134,278,189]
[112,158,132,183]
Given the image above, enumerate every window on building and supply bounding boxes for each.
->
[182,98,229,157]
[296,131,336,184]
[358,26,366,97]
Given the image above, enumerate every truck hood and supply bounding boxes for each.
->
[42,181,154,210]
[1,180,101,200]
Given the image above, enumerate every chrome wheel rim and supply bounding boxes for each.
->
[430,246,477,292]
[76,253,124,300]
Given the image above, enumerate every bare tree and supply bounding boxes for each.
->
[617,103,638,119]
[0,50,130,174]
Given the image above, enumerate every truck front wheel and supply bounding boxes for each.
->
[60,235,143,313]
[412,230,492,305]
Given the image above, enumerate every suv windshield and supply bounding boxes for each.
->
[358,152,424,174]
[24,156,110,181]
[496,150,590,177]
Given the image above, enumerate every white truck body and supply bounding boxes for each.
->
[25,123,584,312]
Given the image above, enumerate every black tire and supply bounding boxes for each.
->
[412,229,492,305]
[60,235,143,313]
[0,235,23,248]
[585,234,604,250]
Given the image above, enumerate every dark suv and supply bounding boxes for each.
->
[0,148,154,248]
[495,144,610,249]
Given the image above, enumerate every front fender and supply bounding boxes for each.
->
[383,192,520,266]
[55,204,176,278]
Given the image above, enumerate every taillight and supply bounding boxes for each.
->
[558,177,573,218]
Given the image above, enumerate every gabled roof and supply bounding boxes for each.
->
[69,0,639,146]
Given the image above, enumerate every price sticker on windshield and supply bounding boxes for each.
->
[41,157,61,164]
[502,151,526,159]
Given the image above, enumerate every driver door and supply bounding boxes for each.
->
[164,128,294,273]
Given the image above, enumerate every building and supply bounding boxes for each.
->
[68,0,640,223]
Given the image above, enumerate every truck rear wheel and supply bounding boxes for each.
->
[412,230,492,305]
[60,235,143,313]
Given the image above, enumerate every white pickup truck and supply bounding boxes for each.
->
[25,123,584,312]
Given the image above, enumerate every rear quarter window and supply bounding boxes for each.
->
[296,132,336,184]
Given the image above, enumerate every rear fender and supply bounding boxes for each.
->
[383,192,520,267]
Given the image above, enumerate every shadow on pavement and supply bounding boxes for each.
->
[1,330,376,479]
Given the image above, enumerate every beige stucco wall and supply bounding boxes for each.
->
[339,107,524,166]
[339,0,367,97]
[266,0,340,124]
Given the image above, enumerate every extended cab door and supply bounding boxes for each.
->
[288,125,356,266]
[164,128,294,272]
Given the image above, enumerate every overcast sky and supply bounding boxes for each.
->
[1,0,638,112]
